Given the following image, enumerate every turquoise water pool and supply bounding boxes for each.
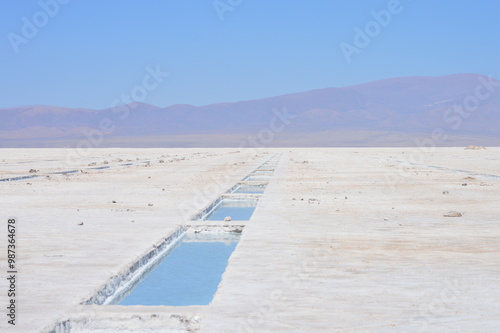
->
[118,240,238,306]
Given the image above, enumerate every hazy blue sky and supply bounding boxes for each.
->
[1,0,499,109]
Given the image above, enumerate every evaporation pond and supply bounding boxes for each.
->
[253,169,274,174]
[233,185,265,194]
[119,240,238,306]
[206,200,257,221]
[244,175,270,182]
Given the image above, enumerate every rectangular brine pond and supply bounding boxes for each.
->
[243,175,271,182]
[255,167,274,171]
[0,175,38,182]
[90,166,111,170]
[201,198,258,221]
[252,170,274,175]
[231,184,267,194]
[92,226,242,306]
[52,170,79,175]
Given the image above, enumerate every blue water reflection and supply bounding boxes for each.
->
[119,241,238,306]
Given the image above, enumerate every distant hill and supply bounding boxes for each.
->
[1,74,499,147]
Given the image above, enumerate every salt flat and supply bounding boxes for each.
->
[0,148,499,332]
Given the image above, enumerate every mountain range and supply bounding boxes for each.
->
[1,74,499,147]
